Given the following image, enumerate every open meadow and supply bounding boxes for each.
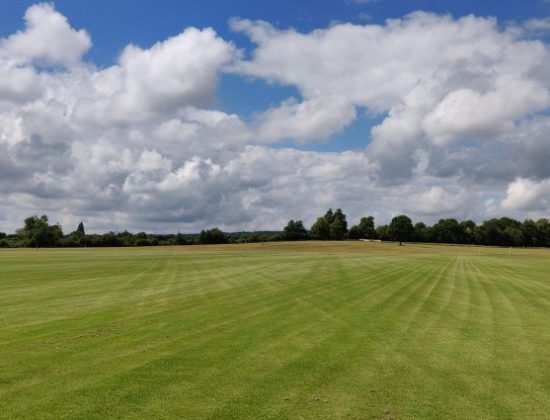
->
[1,242,550,419]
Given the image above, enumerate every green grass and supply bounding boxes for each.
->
[1,242,550,419]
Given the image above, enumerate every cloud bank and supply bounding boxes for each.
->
[1,3,549,232]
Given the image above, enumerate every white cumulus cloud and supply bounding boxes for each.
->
[501,178,550,212]
[1,3,91,67]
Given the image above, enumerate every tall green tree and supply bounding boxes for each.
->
[61,221,87,247]
[480,217,524,246]
[17,215,63,248]
[0,232,6,248]
[348,225,362,240]
[413,222,429,242]
[330,208,348,240]
[310,208,348,240]
[349,216,376,239]
[310,217,330,240]
[199,228,228,244]
[460,220,477,244]
[521,219,539,247]
[283,220,308,241]
[536,219,550,247]
[503,225,524,247]
[74,221,87,247]
[388,215,414,246]
[376,224,390,241]
[432,219,464,244]
[359,216,376,238]
[76,222,85,237]
[324,209,335,225]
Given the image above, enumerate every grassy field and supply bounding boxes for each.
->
[1,242,550,419]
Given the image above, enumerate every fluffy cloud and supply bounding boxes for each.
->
[409,186,470,215]
[1,3,91,67]
[501,178,550,212]
[73,27,236,124]
[256,97,357,142]
[233,13,550,176]
[422,80,549,146]
[1,4,550,234]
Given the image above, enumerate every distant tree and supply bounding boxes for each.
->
[118,231,135,246]
[522,219,539,247]
[413,222,428,242]
[481,219,503,246]
[175,233,189,245]
[360,216,377,238]
[76,222,85,237]
[349,216,376,240]
[17,215,63,248]
[330,208,348,240]
[230,231,281,243]
[536,218,550,247]
[460,220,477,244]
[376,224,390,241]
[310,217,330,240]
[61,221,87,247]
[432,219,464,244]
[388,215,414,246]
[348,225,362,240]
[283,220,309,241]
[19,215,47,247]
[134,232,152,246]
[310,208,348,240]
[87,232,123,247]
[0,232,8,248]
[503,225,524,247]
[478,217,524,246]
[199,228,228,244]
[324,209,335,225]
[359,216,377,239]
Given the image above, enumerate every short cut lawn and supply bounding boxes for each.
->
[1,242,550,419]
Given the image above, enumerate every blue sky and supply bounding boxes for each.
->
[1,1,550,232]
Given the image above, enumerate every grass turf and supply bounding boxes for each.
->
[1,242,550,419]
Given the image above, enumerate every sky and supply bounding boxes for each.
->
[1,0,550,233]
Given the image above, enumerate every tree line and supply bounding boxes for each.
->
[1,210,550,248]
[0,215,281,248]
[283,209,550,247]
